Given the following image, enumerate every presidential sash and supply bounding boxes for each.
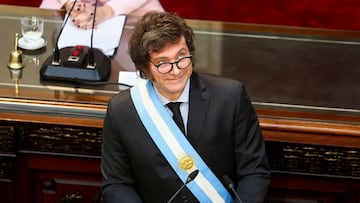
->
[130,81,234,203]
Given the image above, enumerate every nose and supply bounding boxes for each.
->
[170,64,181,75]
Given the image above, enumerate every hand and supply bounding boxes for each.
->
[70,3,114,30]
[64,0,76,12]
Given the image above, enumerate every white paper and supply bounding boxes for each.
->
[58,15,126,56]
[118,71,147,87]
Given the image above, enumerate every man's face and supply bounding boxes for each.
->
[148,36,193,101]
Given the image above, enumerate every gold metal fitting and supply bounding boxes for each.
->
[7,33,25,70]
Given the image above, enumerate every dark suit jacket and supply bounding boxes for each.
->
[101,72,270,203]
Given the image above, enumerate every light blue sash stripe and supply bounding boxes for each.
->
[130,86,186,177]
[130,82,233,203]
[143,83,214,202]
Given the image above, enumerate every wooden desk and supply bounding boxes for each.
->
[0,5,359,203]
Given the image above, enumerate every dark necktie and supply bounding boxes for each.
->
[167,102,186,134]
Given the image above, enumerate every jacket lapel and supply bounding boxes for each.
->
[187,72,209,147]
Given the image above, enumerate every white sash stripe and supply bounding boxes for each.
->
[138,83,188,161]
[132,82,232,203]
[196,172,228,202]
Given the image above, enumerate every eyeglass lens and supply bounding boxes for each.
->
[156,56,192,74]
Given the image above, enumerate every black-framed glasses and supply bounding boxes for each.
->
[152,55,192,74]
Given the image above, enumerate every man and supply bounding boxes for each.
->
[101,11,270,203]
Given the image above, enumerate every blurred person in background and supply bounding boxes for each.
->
[39,0,164,29]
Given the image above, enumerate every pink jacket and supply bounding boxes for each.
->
[39,0,164,16]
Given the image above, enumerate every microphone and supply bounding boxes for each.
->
[166,169,199,203]
[86,0,97,68]
[222,175,243,203]
[53,0,77,65]
[40,0,111,82]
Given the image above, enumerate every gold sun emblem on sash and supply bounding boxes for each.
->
[179,155,194,170]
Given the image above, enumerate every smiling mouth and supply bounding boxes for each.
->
[168,76,184,82]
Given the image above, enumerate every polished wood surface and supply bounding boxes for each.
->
[0,5,359,148]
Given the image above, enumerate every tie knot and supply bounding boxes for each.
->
[166,102,185,134]
[167,102,182,112]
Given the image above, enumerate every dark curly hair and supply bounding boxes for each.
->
[128,11,195,79]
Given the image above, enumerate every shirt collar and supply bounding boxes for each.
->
[153,79,190,106]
